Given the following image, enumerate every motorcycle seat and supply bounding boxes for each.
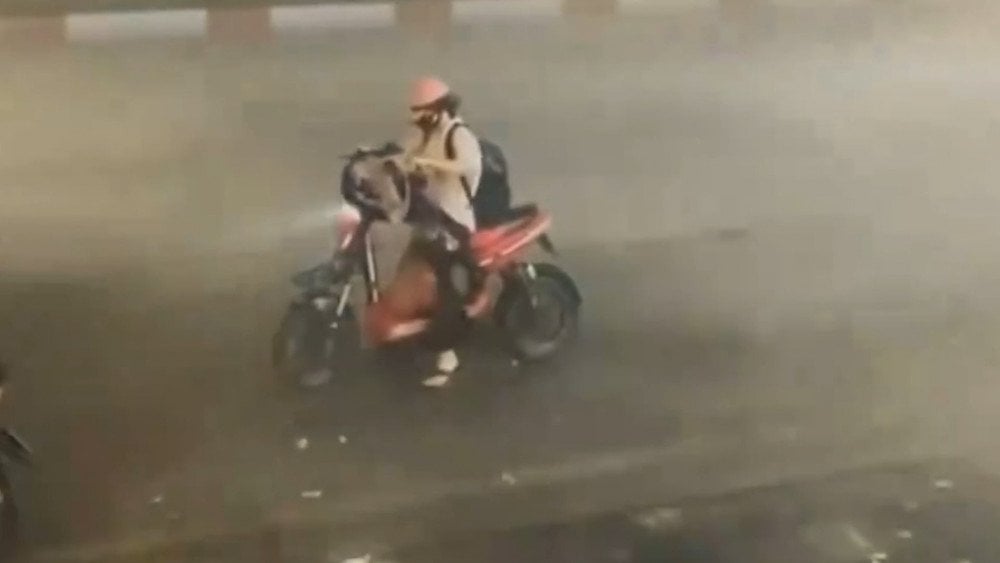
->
[472,207,551,267]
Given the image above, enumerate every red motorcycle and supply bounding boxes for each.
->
[273,147,582,388]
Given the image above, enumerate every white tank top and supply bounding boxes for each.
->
[403,115,483,231]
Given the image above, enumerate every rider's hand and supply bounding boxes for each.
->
[404,155,428,178]
[412,156,434,170]
[402,153,419,173]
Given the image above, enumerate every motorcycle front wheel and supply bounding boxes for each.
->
[496,263,581,362]
[272,301,353,389]
[0,467,19,561]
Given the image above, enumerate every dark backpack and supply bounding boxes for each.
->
[445,123,512,228]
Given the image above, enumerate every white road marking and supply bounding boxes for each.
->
[843,523,887,562]
[843,523,873,550]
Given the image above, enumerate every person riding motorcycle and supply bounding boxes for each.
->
[365,76,486,388]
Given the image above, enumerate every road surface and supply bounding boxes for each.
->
[392,461,1000,563]
[3,0,1000,560]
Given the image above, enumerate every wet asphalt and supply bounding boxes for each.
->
[5,0,1000,560]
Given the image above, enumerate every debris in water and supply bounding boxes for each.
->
[339,435,349,445]
[632,507,683,531]
[933,478,954,490]
[869,553,887,562]
[511,359,520,368]
[895,529,913,540]
[295,437,310,451]
[339,555,371,563]
[301,490,324,500]
[500,472,517,486]
[150,494,164,505]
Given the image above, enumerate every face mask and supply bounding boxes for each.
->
[411,109,440,131]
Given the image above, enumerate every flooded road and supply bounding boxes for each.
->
[3,0,1000,559]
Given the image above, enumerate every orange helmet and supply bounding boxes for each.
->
[408,76,450,109]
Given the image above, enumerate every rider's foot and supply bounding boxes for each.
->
[464,288,491,318]
[423,350,459,388]
[422,374,450,388]
[437,349,459,372]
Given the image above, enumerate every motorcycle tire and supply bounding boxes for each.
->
[0,468,19,561]
[272,301,353,389]
[496,263,580,362]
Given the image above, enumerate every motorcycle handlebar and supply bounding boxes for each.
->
[341,142,403,161]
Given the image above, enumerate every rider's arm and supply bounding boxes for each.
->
[414,126,482,187]
[451,125,483,189]
[412,156,462,174]
[400,126,423,160]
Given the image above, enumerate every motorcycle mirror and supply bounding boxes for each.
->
[380,141,403,154]
[340,146,373,160]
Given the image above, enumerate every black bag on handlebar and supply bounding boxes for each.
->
[339,142,407,222]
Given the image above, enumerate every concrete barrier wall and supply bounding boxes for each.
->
[0,0,713,177]
[0,0,707,45]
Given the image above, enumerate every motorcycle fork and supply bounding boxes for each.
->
[515,262,540,309]
[325,228,377,328]
[333,283,352,323]
[362,230,380,304]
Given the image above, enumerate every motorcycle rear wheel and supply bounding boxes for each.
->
[496,263,580,362]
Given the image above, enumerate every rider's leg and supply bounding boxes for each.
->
[385,239,437,314]
[420,238,474,388]
[362,238,462,387]
[364,235,470,388]
[427,205,487,307]
[364,239,436,346]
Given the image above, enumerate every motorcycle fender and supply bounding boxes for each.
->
[528,263,582,307]
[0,429,31,466]
[289,294,336,313]
[495,262,582,327]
